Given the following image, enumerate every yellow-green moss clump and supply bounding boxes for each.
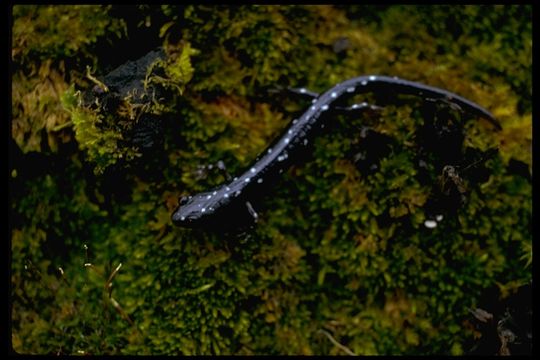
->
[12,5,126,154]
[11,5,531,355]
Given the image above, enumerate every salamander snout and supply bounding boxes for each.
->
[171,195,196,226]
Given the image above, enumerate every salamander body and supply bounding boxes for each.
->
[172,75,498,228]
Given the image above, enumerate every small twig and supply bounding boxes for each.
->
[81,245,141,333]
[459,147,498,174]
[84,263,105,277]
[86,66,109,93]
[179,282,215,296]
[105,262,123,299]
[106,263,123,289]
[51,121,73,132]
[110,296,136,328]
[83,244,89,264]
[57,267,70,286]
[317,329,357,356]
[468,307,493,323]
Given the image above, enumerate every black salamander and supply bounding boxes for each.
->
[172,75,499,228]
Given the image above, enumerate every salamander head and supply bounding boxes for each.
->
[171,192,220,227]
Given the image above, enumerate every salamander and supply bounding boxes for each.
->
[172,75,499,228]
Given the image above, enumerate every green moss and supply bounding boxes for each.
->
[60,87,135,174]
[12,5,126,63]
[12,5,126,154]
[145,43,199,96]
[11,5,531,355]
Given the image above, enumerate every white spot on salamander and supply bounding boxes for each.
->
[224,193,229,198]
[268,148,273,154]
[278,155,285,161]
[284,138,290,144]
[288,129,293,135]
[331,92,337,98]
[226,186,231,191]
[201,208,206,213]
[300,88,306,93]
[180,216,185,221]
[346,87,355,93]
[292,119,298,124]
[436,214,444,222]
[250,167,256,173]
[235,190,241,196]
[206,195,212,199]
[352,104,359,109]
[321,104,329,111]
[311,99,317,104]
[212,191,217,195]
[424,220,437,229]
[303,139,308,146]
[361,80,367,86]
[257,178,263,184]
[369,75,377,81]
[245,177,250,183]
[311,106,317,111]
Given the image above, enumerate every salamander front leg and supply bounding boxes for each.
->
[245,201,259,222]
[287,87,321,100]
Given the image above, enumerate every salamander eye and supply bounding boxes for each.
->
[178,196,191,206]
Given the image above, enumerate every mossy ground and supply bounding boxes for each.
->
[11,5,531,355]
